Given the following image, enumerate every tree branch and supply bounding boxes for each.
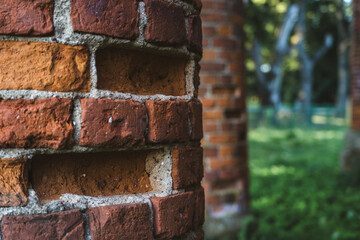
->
[313,34,334,64]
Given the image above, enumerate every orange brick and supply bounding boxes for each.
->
[0,41,90,92]
[201,99,215,108]
[203,111,223,120]
[217,25,232,36]
[203,122,217,132]
[209,158,239,170]
[202,50,216,61]
[209,134,237,144]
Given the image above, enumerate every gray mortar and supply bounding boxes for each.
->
[185,59,196,97]
[72,99,82,145]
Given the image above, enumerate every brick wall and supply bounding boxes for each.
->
[0,0,204,239]
[199,0,250,238]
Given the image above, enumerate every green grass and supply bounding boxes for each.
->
[242,127,360,240]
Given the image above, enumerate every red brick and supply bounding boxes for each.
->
[189,101,203,140]
[79,99,147,148]
[145,0,186,46]
[188,15,202,53]
[0,98,73,149]
[146,101,190,143]
[87,203,153,240]
[1,210,85,240]
[172,147,203,189]
[200,62,225,72]
[71,0,139,39]
[0,0,54,36]
[193,188,205,227]
[0,159,28,207]
[151,192,195,239]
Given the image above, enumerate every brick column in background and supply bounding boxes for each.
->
[341,1,360,171]
[199,0,250,238]
[0,0,204,239]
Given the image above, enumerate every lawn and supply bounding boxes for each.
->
[242,127,360,240]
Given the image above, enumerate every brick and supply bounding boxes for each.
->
[1,210,85,240]
[189,101,203,140]
[151,192,195,239]
[146,101,190,143]
[193,188,205,227]
[87,203,153,240]
[0,159,28,207]
[71,0,139,39]
[179,229,204,240]
[203,110,223,120]
[202,50,216,61]
[200,62,225,72]
[31,151,152,202]
[172,147,203,189]
[145,0,186,46]
[193,62,201,98]
[201,98,215,108]
[79,99,147,147]
[0,98,73,149]
[0,0,54,36]
[0,41,90,92]
[96,48,186,96]
[188,15,202,53]
[209,134,238,144]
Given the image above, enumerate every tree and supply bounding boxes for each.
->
[296,0,333,123]
[250,4,299,124]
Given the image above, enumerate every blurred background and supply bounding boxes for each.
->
[201,0,360,239]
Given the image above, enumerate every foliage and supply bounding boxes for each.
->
[244,0,351,104]
[240,127,360,240]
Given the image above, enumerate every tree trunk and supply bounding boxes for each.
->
[335,40,350,117]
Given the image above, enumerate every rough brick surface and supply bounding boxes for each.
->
[193,188,205,227]
[188,15,203,53]
[146,101,190,143]
[1,210,85,240]
[0,0,54,36]
[172,147,203,189]
[151,192,196,239]
[96,48,186,96]
[79,99,147,147]
[87,203,153,240]
[71,0,139,39]
[31,152,152,202]
[145,0,186,46]
[0,159,28,207]
[0,41,90,92]
[0,98,74,149]
[189,101,203,140]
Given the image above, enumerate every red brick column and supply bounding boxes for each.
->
[0,0,204,239]
[341,2,360,170]
[199,0,250,237]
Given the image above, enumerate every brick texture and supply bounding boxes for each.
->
[87,203,153,240]
[96,48,186,96]
[1,210,85,240]
[79,99,147,147]
[146,101,190,143]
[172,147,203,189]
[0,41,90,92]
[71,0,139,39]
[188,15,203,53]
[189,100,203,140]
[0,0,54,36]
[0,98,74,149]
[0,159,28,207]
[151,192,196,239]
[31,151,152,202]
[145,0,186,46]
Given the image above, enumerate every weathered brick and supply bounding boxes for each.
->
[0,0,54,36]
[145,0,186,46]
[189,101,203,140]
[179,229,204,240]
[71,0,139,39]
[146,101,190,143]
[188,15,203,53]
[0,98,74,149]
[172,147,203,189]
[0,41,90,92]
[0,159,28,207]
[79,99,147,147]
[31,151,152,202]
[1,210,85,240]
[87,203,153,240]
[96,48,186,96]
[193,188,205,227]
[151,192,196,239]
